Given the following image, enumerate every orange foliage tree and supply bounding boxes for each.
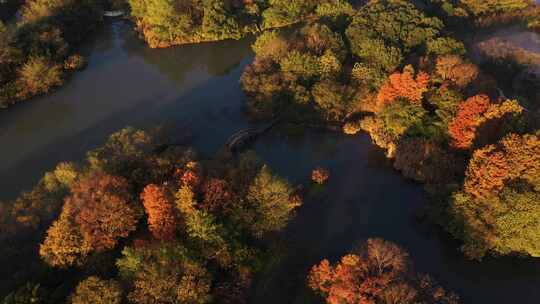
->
[376,68,430,109]
[68,171,138,251]
[448,96,524,150]
[464,133,540,198]
[308,238,459,304]
[447,95,490,150]
[140,184,178,240]
[308,238,409,304]
[40,171,139,267]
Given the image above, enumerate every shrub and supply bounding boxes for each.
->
[64,54,86,70]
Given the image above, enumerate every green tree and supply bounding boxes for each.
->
[246,165,300,236]
[117,243,212,304]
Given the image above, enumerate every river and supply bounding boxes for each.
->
[1,20,540,303]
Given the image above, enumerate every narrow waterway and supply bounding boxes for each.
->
[1,21,540,303]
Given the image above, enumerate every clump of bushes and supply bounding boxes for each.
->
[64,54,86,71]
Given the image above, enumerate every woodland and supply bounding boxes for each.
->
[0,0,539,303]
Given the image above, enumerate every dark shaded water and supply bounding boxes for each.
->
[1,21,540,303]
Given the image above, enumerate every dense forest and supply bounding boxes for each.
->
[1,0,540,303]
[128,0,356,48]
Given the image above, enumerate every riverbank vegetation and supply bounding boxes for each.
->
[241,0,540,259]
[1,127,302,303]
[424,0,540,28]
[127,0,355,48]
[0,0,103,109]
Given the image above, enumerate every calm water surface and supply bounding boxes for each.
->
[1,21,540,303]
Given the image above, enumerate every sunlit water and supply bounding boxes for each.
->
[1,21,540,303]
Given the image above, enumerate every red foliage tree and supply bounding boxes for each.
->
[140,184,178,240]
[376,69,430,109]
[447,94,490,150]
[201,178,232,213]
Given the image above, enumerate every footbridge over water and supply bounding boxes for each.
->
[225,120,279,151]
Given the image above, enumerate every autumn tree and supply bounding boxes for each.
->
[447,95,491,149]
[17,56,63,98]
[116,243,212,304]
[40,171,139,267]
[308,238,459,304]
[39,205,92,267]
[346,0,443,71]
[308,238,409,304]
[201,178,232,213]
[463,133,539,198]
[69,172,139,251]
[70,276,123,304]
[450,133,540,259]
[435,55,479,88]
[141,184,178,240]
[376,67,430,109]
[448,96,523,150]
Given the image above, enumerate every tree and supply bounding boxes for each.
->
[20,0,68,23]
[70,276,123,304]
[246,165,300,236]
[17,56,63,98]
[463,133,539,198]
[67,171,138,251]
[201,178,232,213]
[312,79,358,121]
[448,96,523,150]
[251,31,288,61]
[435,55,478,88]
[376,68,430,109]
[308,238,409,304]
[262,0,318,28]
[141,184,178,240]
[449,133,540,259]
[39,206,91,267]
[346,0,443,65]
[308,238,459,304]
[117,243,212,304]
[447,95,491,149]
[426,37,466,56]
